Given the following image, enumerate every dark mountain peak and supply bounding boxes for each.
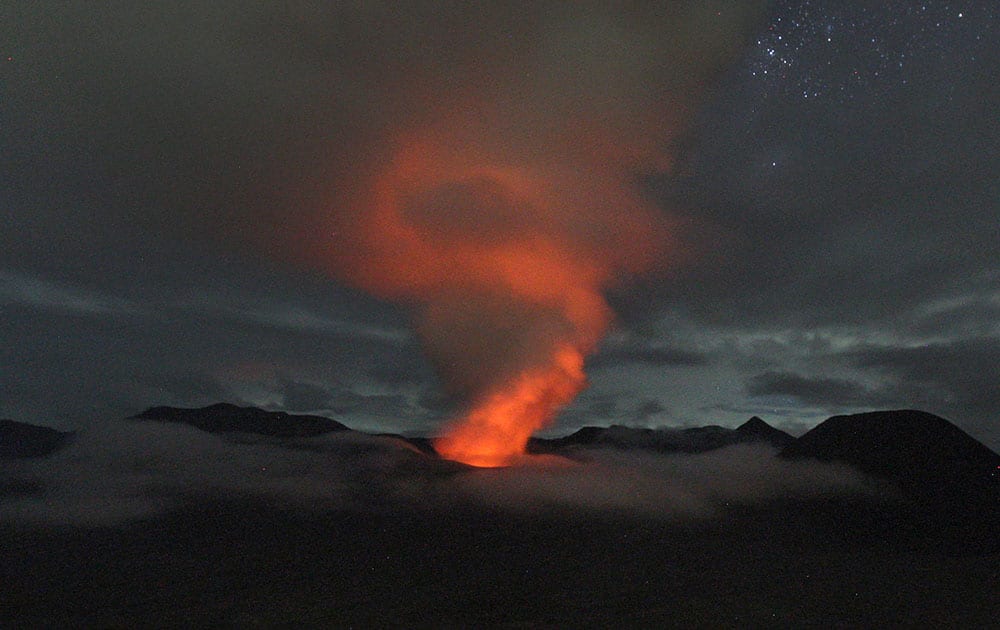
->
[0,419,74,458]
[561,426,609,444]
[536,423,752,454]
[736,416,795,448]
[738,416,768,431]
[780,410,999,505]
[130,403,350,438]
[782,410,998,464]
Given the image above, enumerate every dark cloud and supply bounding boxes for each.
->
[0,276,413,429]
[270,383,419,427]
[0,270,141,317]
[770,419,815,438]
[553,393,625,430]
[746,371,877,408]
[626,4,1000,332]
[900,294,1000,339]
[367,343,436,387]
[589,346,709,369]
[737,336,1000,450]
[276,378,334,413]
[586,397,621,419]
[415,387,459,417]
[153,374,236,408]
[847,337,1000,439]
[633,400,670,421]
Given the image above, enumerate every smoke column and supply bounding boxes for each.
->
[324,3,763,466]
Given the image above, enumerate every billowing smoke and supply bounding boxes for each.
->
[3,3,764,463]
[3,3,765,448]
[317,4,766,465]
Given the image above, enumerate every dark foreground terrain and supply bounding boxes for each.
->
[3,408,997,626]
[3,496,998,627]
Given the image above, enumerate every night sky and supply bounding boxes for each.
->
[3,1,998,451]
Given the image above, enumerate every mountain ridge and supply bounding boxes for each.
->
[531,417,794,454]
[780,409,999,546]
[736,415,796,447]
[130,402,350,438]
[0,419,74,458]
[780,409,1000,494]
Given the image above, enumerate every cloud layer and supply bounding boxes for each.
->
[1,421,874,527]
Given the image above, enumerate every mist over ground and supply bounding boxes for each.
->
[1,419,875,527]
[3,417,996,628]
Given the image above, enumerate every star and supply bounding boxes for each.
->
[744,0,996,105]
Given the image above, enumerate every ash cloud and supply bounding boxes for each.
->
[3,2,767,265]
[310,3,768,454]
[2,2,767,441]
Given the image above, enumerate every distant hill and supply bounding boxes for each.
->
[130,403,349,438]
[130,404,796,457]
[736,416,795,448]
[780,410,999,492]
[0,419,73,458]
[531,416,793,454]
[780,409,999,539]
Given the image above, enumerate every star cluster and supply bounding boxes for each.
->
[748,1,995,102]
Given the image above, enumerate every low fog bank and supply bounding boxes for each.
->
[0,421,436,525]
[1,420,879,526]
[453,446,877,519]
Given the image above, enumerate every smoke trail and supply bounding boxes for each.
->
[323,3,764,465]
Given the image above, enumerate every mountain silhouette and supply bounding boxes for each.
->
[780,410,998,493]
[0,419,74,458]
[130,403,349,438]
[780,409,999,542]
[532,417,792,454]
[736,416,795,448]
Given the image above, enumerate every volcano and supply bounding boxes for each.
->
[736,416,795,448]
[779,410,999,494]
[780,409,999,543]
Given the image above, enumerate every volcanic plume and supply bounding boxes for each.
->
[323,4,764,466]
[339,128,664,467]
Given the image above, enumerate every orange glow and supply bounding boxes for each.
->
[329,122,669,467]
[433,344,585,467]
